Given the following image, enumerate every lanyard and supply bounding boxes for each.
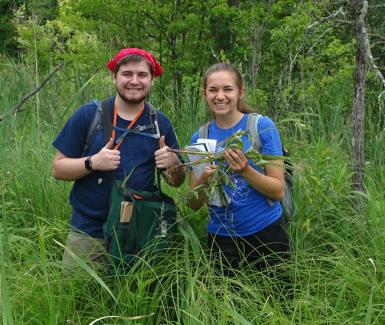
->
[112,98,144,150]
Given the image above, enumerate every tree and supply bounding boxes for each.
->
[0,0,23,55]
[350,0,385,193]
[0,0,58,56]
[351,0,366,193]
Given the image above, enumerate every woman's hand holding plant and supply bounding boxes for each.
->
[223,148,249,175]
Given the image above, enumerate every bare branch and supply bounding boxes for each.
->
[306,7,346,29]
[334,19,354,24]
[0,62,65,122]
[368,33,385,42]
[360,1,385,90]
[368,4,385,8]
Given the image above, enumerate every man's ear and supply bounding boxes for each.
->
[201,89,206,98]
[240,88,245,99]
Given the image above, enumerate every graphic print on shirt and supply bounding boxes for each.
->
[216,141,253,203]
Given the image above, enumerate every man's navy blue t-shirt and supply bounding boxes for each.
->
[52,96,180,238]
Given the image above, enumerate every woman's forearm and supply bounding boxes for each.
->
[239,163,285,201]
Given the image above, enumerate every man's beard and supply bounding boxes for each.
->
[116,88,150,105]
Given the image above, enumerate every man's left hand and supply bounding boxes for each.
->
[155,136,181,169]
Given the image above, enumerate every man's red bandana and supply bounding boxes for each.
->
[107,48,163,77]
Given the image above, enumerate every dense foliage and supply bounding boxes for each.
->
[4,0,383,117]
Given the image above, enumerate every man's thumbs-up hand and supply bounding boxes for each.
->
[91,138,121,171]
[155,135,180,169]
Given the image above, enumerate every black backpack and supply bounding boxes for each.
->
[198,113,294,221]
[81,99,159,156]
[81,99,111,157]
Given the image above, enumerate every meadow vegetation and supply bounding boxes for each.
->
[1,57,384,324]
[1,0,385,323]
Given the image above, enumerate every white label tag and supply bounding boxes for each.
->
[197,139,217,152]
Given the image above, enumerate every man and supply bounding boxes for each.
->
[52,48,185,274]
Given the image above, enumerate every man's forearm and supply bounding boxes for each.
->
[53,156,91,181]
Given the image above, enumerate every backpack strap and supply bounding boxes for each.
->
[82,99,111,157]
[246,113,262,152]
[83,100,159,157]
[101,99,112,143]
[198,121,211,139]
[246,113,276,207]
[147,102,160,139]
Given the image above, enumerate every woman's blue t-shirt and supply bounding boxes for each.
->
[53,96,180,238]
[190,114,283,237]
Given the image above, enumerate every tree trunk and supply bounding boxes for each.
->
[351,0,367,193]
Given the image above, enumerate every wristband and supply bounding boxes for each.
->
[85,156,93,171]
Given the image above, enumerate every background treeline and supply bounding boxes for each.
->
[2,0,383,118]
[1,0,385,324]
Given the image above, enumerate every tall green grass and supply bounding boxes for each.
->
[1,59,385,324]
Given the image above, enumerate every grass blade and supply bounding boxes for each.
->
[53,239,117,303]
[60,72,98,121]
[364,287,374,325]
[1,192,14,325]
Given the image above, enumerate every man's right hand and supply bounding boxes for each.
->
[91,138,121,171]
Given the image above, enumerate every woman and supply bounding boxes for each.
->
[188,63,290,273]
